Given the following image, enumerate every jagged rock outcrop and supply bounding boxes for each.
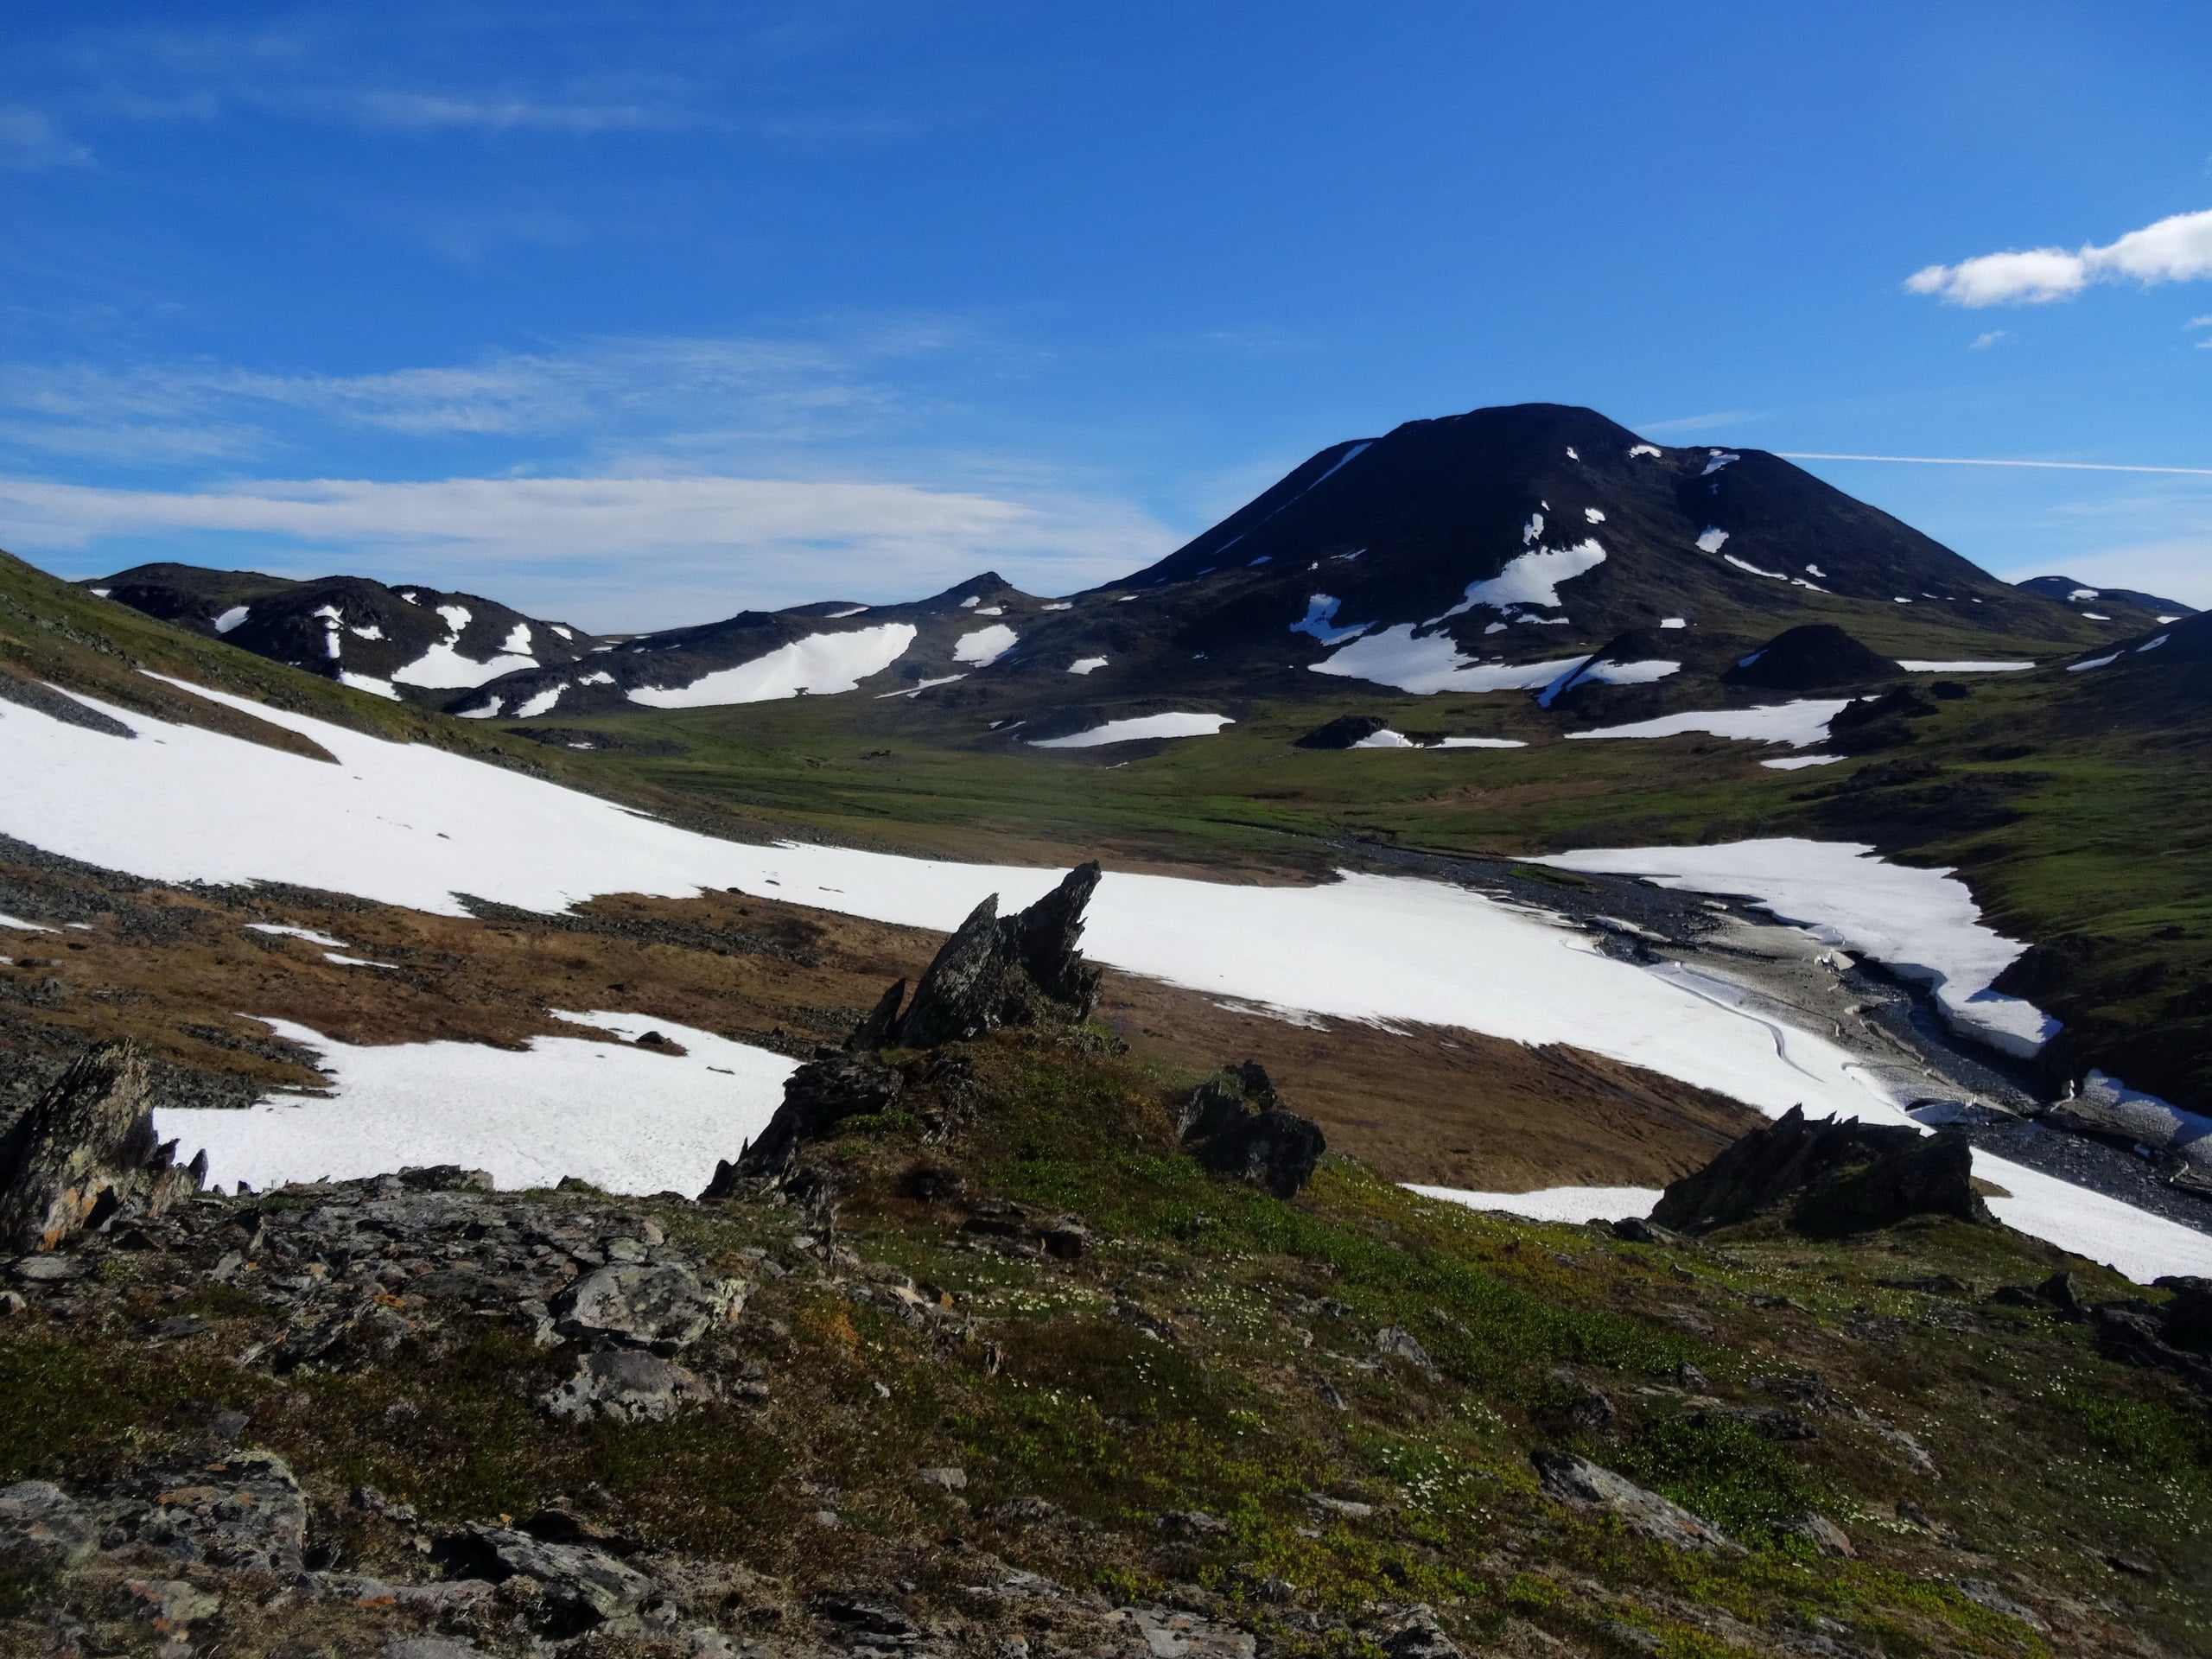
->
[704,1054,906,1192]
[709,865,1109,1195]
[1173,1061,1327,1199]
[0,1039,204,1253]
[1649,1105,1988,1238]
[868,862,1107,1049]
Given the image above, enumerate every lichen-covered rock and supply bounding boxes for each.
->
[1649,1105,1988,1238]
[539,1347,710,1423]
[0,1039,204,1252]
[1374,1605,1464,1659]
[0,1480,97,1568]
[435,1523,653,1637]
[100,1449,309,1577]
[1533,1448,1741,1554]
[550,1262,744,1351]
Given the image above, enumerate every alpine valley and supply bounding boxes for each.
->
[6,402,2212,1659]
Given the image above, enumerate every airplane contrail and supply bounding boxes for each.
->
[1780,451,2212,478]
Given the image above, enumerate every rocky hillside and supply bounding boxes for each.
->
[84,564,605,706]
[5,910,2212,1657]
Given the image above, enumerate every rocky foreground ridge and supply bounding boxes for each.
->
[3,872,2212,1656]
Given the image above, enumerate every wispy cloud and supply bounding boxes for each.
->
[0,105,93,171]
[1969,329,2012,350]
[351,88,699,136]
[0,330,957,463]
[1907,207,2212,306]
[0,472,1175,629]
[1632,409,1765,436]
[1781,451,2212,478]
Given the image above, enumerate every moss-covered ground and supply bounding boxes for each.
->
[5,1032,2208,1655]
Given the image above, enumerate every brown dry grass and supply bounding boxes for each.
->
[3,850,1758,1194]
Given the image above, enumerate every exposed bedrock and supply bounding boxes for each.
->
[706,1054,906,1192]
[1649,1104,1989,1238]
[1174,1060,1328,1198]
[708,863,1109,1195]
[0,1038,205,1253]
[887,861,1106,1048]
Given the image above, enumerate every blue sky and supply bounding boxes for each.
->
[3,2,2209,629]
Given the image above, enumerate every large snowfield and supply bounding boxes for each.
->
[3,677,2205,1278]
[156,1012,795,1197]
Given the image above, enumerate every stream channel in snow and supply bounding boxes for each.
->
[3,675,2209,1281]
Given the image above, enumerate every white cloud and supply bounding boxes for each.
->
[0,105,93,171]
[1908,207,2212,307]
[1969,330,2012,349]
[0,472,1176,629]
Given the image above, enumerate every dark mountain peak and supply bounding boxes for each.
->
[2018,575,2196,620]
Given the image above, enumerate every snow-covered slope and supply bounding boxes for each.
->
[6,670,2209,1278]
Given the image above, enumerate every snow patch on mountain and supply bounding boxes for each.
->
[1538,657,1681,708]
[214,606,250,634]
[1028,713,1232,748]
[1435,539,1607,620]
[1565,701,1847,749]
[1897,660,2037,672]
[953,624,1019,666]
[1290,594,1372,646]
[1695,528,1729,554]
[629,622,918,706]
[1067,657,1109,676]
[1313,627,1588,696]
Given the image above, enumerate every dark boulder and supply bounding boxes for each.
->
[702,1055,906,1193]
[1174,1062,1326,1198]
[1649,1106,1990,1239]
[1723,625,1900,691]
[1295,715,1392,750]
[2156,1275,2212,1353]
[2091,1301,2212,1392]
[0,1039,205,1253]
